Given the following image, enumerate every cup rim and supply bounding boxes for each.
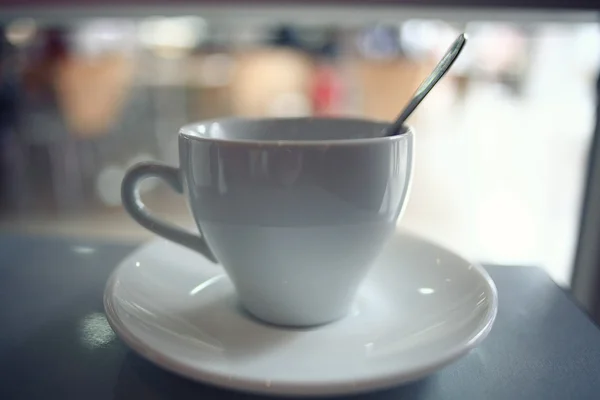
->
[179,117,413,146]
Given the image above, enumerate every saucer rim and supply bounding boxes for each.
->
[104,231,498,396]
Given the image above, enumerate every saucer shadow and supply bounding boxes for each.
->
[114,352,434,400]
[236,303,337,332]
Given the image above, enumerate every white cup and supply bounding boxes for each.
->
[122,117,414,327]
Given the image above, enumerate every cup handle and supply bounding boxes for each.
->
[121,162,218,263]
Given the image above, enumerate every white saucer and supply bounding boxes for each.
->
[104,230,497,396]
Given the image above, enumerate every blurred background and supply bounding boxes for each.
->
[0,5,598,287]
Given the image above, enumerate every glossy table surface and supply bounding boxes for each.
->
[1,234,600,400]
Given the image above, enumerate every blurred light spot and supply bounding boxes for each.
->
[72,19,137,57]
[138,16,206,50]
[418,287,435,295]
[574,23,600,74]
[266,92,311,117]
[6,18,37,47]
[189,275,225,296]
[72,246,96,255]
[96,165,125,207]
[464,22,525,76]
[198,125,206,134]
[79,313,115,349]
[476,189,536,260]
[135,262,140,267]
[436,258,441,265]
[357,25,399,60]
[400,19,449,60]
[209,123,225,139]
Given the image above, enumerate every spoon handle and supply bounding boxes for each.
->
[386,33,468,135]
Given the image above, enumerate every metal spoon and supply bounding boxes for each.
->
[383,33,468,136]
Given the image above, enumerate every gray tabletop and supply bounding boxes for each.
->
[1,234,600,400]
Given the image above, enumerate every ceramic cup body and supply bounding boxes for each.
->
[122,118,414,326]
